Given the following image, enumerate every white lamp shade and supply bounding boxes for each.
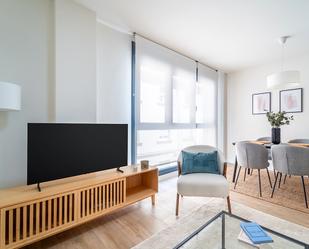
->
[267,70,300,90]
[0,82,21,111]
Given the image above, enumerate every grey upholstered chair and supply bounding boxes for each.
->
[256,137,271,142]
[288,139,309,144]
[176,145,231,216]
[271,145,309,208]
[257,137,272,161]
[235,141,272,197]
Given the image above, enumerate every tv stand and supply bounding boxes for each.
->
[37,182,41,192]
[0,165,158,249]
[117,167,124,173]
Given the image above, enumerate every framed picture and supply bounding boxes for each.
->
[280,88,303,113]
[252,92,271,115]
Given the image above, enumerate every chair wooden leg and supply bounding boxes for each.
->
[176,193,180,216]
[227,196,232,213]
[283,174,287,184]
[271,172,279,198]
[266,168,272,188]
[258,169,262,197]
[232,156,238,183]
[243,168,247,182]
[278,173,282,188]
[301,176,308,209]
[250,169,253,176]
[234,166,242,189]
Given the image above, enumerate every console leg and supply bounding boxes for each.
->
[117,167,124,173]
[151,195,155,205]
[37,182,41,192]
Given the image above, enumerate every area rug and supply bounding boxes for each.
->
[226,165,309,214]
[132,199,309,249]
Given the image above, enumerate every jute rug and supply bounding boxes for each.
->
[133,199,309,249]
[226,166,309,214]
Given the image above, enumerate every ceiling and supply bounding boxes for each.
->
[75,0,309,72]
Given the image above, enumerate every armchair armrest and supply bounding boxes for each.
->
[223,162,228,178]
[177,161,182,176]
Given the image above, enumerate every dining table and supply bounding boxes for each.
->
[231,141,309,182]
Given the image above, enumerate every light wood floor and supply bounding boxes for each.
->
[26,168,309,249]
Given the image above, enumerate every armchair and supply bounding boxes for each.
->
[176,145,231,216]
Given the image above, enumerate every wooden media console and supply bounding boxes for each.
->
[0,166,158,249]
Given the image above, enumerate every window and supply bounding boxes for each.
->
[135,36,218,165]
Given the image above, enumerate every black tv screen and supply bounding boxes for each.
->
[27,123,128,185]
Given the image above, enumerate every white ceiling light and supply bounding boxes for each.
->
[0,82,21,111]
[267,36,300,90]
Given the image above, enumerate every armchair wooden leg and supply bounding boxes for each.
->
[176,193,180,216]
[227,196,232,213]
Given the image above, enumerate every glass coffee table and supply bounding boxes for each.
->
[173,211,309,249]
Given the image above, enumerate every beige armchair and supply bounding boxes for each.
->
[176,145,231,216]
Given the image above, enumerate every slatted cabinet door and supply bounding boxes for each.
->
[79,178,126,222]
[0,192,77,249]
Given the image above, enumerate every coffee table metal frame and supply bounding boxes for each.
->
[173,210,309,249]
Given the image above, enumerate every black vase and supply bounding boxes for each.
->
[271,128,281,144]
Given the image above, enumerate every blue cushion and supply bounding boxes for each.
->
[181,150,219,175]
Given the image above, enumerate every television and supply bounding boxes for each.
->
[27,123,128,185]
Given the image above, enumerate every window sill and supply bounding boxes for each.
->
[158,163,178,176]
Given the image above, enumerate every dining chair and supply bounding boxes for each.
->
[271,145,309,208]
[256,137,271,142]
[288,139,309,144]
[286,140,309,183]
[257,137,272,162]
[176,145,231,216]
[234,141,272,197]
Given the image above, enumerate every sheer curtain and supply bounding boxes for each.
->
[134,36,219,165]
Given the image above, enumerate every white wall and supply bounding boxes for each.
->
[0,0,133,188]
[227,54,309,162]
[96,23,132,163]
[55,0,97,122]
[0,0,54,188]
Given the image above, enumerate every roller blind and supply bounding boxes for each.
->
[134,36,218,165]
